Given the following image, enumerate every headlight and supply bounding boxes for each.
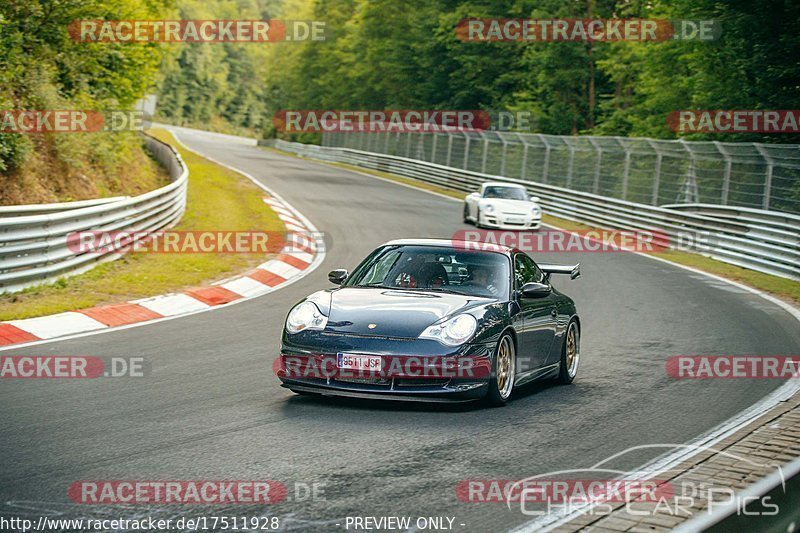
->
[419,314,478,346]
[531,204,541,216]
[484,204,495,214]
[286,301,328,334]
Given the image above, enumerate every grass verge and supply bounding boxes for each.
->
[264,146,799,305]
[0,129,284,320]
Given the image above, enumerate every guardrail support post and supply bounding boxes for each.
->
[499,136,508,176]
[652,153,662,205]
[538,135,551,183]
[714,142,732,205]
[589,138,602,194]
[446,134,453,167]
[763,163,773,210]
[480,134,489,174]
[520,139,529,181]
[755,144,774,210]
[621,143,631,201]
[566,146,575,188]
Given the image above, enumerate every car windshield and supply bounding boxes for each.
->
[483,186,528,201]
[345,245,510,299]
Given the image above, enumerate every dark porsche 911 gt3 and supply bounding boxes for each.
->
[276,239,581,405]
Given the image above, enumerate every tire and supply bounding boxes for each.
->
[556,320,580,384]
[475,208,483,229]
[463,203,471,223]
[485,333,516,406]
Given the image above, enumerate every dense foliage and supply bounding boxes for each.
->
[155,0,799,144]
[0,0,165,174]
[2,0,797,191]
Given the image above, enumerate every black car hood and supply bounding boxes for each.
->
[324,287,491,338]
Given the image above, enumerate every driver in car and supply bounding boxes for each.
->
[394,255,447,289]
[461,264,499,296]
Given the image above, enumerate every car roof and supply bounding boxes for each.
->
[381,238,514,255]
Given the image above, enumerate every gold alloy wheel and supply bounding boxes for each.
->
[497,336,515,399]
[565,322,580,379]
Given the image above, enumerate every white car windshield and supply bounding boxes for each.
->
[483,186,528,201]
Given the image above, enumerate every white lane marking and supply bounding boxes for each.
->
[277,213,304,226]
[261,260,301,278]
[8,312,106,339]
[135,293,210,317]
[0,127,326,352]
[269,204,295,216]
[281,250,314,264]
[221,276,272,298]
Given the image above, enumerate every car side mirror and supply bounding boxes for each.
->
[521,282,551,298]
[328,269,348,285]
[529,195,540,202]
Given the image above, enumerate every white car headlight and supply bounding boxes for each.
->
[419,314,478,346]
[286,301,328,334]
[531,204,541,216]
[484,204,495,214]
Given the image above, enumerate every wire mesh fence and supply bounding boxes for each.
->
[322,130,800,214]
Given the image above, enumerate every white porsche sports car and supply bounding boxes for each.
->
[463,182,542,230]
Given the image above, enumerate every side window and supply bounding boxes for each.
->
[514,254,543,288]
[514,255,534,288]
[529,259,545,283]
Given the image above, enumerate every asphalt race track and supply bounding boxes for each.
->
[1,129,798,532]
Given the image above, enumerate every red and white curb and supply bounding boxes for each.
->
[0,133,325,348]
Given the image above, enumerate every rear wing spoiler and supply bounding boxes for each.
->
[539,263,581,280]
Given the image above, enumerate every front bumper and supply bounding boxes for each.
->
[276,336,494,402]
[480,212,541,230]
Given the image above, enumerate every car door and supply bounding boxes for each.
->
[512,253,558,373]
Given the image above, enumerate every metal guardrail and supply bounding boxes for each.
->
[268,140,799,280]
[0,133,188,294]
[0,197,128,217]
[323,130,800,214]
